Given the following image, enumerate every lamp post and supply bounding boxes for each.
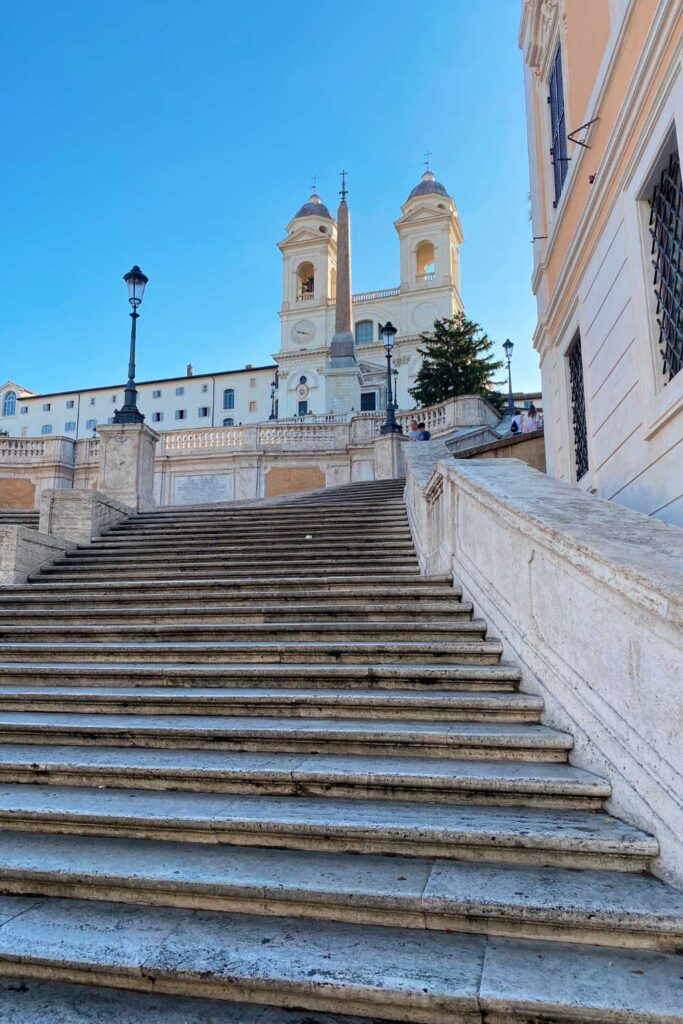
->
[503,338,515,418]
[379,321,402,434]
[269,378,278,420]
[113,265,148,424]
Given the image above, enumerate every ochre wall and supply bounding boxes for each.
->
[264,466,326,497]
[0,477,36,509]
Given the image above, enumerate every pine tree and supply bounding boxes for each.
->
[409,314,506,413]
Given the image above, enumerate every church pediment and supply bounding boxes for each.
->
[396,203,455,227]
[278,226,336,249]
[358,359,387,385]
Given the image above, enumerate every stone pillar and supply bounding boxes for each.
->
[39,489,134,545]
[96,423,159,511]
[374,432,408,480]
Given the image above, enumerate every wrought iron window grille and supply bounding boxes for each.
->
[648,150,683,383]
[568,335,589,481]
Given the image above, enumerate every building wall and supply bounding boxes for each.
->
[0,366,275,441]
[520,0,683,525]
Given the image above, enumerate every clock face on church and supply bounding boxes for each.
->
[292,320,316,344]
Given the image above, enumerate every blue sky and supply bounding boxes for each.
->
[0,0,540,395]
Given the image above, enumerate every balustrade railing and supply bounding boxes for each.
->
[352,287,400,303]
[296,292,315,302]
[415,272,436,283]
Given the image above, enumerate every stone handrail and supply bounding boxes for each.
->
[159,428,250,452]
[403,447,683,884]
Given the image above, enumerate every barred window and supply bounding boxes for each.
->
[648,148,683,382]
[567,334,589,481]
[549,45,568,205]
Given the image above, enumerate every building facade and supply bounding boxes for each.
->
[0,169,463,440]
[520,0,683,525]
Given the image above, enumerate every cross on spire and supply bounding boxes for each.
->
[311,173,318,195]
[339,169,348,201]
[424,149,433,170]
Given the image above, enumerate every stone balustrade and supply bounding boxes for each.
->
[404,445,683,885]
[0,436,74,465]
[352,286,401,303]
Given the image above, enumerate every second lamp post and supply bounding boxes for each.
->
[113,265,149,425]
[380,321,402,434]
[503,337,515,419]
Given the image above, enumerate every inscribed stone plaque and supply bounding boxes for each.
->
[173,474,231,506]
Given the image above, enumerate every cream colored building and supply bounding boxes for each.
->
[520,0,683,525]
[0,169,463,439]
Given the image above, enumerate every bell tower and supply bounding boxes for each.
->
[277,192,337,356]
[395,168,464,302]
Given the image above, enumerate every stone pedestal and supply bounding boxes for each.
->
[39,489,134,545]
[325,363,361,415]
[96,423,159,511]
[374,432,407,480]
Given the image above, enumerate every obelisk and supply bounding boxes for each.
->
[326,171,361,413]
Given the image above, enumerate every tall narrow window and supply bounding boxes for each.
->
[549,45,568,204]
[567,334,589,481]
[223,388,235,410]
[648,147,683,382]
[2,391,16,417]
[355,320,374,345]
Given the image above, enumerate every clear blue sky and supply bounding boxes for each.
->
[0,0,540,395]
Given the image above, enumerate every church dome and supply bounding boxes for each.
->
[293,193,333,220]
[407,169,450,201]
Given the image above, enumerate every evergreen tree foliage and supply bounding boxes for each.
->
[409,314,506,413]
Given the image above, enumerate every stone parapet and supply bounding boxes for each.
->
[404,451,683,885]
[39,489,134,545]
[0,525,73,585]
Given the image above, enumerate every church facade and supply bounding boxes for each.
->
[0,169,463,440]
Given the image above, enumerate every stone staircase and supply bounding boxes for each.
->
[0,509,38,528]
[0,477,680,1022]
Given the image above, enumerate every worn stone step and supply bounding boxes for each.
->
[8,573,454,595]
[0,638,503,664]
[0,621,487,644]
[0,832,679,948]
[0,685,540,721]
[0,783,654,867]
[0,713,569,762]
[0,601,472,624]
[0,900,680,1024]
[114,513,410,534]
[89,529,414,548]
[62,544,418,565]
[0,976,374,1024]
[0,744,605,808]
[32,563,422,582]
[0,661,521,690]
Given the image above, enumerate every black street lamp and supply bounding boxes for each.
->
[113,265,148,424]
[269,378,278,420]
[379,321,402,435]
[503,338,515,418]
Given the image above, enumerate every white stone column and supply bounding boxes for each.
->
[96,423,159,511]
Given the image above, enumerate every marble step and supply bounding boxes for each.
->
[126,503,408,522]
[0,783,654,867]
[0,745,604,808]
[89,529,414,548]
[32,563,423,582]
[4,573,455,598]
[0,977,378,1024]
[62,544,418,565]
[0,713,568,761]
[0,660,522,690]
[0,638,503,664]
[0,831,680,948]
[113,514,410,534]
[0,685,541,721]
[0,897,679,1021]
[0,621,488,644]
[0,601,473,624]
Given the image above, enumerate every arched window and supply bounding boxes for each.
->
[223,417,234,427]
[416,241,436,280]
[355,321,374,345]
[2,391,16,417]
[296,261,315,300]
[223,388,235,410]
